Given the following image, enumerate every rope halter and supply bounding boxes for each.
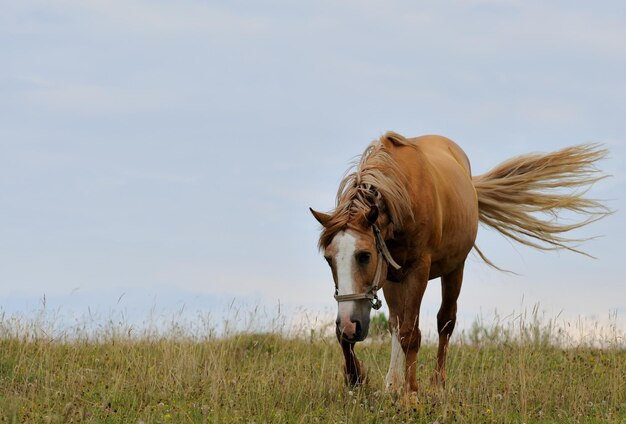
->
[333,225,401,310]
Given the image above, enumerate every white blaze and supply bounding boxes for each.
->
[332,231,358,319]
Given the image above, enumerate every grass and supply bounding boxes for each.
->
[0,309,624,423]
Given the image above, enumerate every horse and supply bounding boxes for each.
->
[310,132,608,393]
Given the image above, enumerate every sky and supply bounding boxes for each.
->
[1,0,625,340]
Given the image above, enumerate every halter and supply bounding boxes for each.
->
[333,224,401,310]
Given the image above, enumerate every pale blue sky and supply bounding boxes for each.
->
[1,1,625,336]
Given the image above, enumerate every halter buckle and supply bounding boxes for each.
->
[371,293,382,310]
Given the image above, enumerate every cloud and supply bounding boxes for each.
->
[117,170,201,185]
[32,0,273,40]
[16,80,179,115]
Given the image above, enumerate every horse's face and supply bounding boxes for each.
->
[324,228,379,342]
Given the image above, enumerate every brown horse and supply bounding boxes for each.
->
[310,132,608,393]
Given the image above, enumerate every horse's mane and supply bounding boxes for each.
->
[318,131,414,249]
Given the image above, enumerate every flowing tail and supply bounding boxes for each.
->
[472,144,611,268]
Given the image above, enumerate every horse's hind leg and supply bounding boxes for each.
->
[433,263,464,388]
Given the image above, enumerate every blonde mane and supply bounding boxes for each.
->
[318,132,414,248]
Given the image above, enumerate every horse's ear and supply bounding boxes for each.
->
[310,208,332,227]
[366,205,379,225]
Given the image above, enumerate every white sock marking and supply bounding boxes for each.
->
[385,328,405,391]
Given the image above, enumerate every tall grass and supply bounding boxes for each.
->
[0,307,624,423]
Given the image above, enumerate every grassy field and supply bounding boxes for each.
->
[0,312,624,423]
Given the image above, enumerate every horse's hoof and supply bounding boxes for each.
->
[345,369,367,387]
[384,382,402,395]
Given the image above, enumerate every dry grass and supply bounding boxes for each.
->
[0,309,624,423]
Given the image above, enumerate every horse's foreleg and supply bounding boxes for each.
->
[384,325,405,392]
[433,264,464,388]
[400,317,422,393]
[338,336,366,386]
[382,280,405,392]
[398,255,431,393]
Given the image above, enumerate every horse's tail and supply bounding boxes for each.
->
[472,144,611,268]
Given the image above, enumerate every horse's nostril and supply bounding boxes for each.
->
[335,317,341,327]
[354,320,362,338]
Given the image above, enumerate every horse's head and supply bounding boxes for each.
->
[311,206,385,342]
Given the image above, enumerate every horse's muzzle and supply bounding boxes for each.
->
[336,312,370,342]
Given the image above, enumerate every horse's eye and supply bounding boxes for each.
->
[324,256,332,266]
[356,251,371,265]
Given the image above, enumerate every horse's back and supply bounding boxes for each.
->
[410,135,472,176]
[392,134,479,277]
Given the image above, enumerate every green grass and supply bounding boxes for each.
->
[0,312,624,423]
